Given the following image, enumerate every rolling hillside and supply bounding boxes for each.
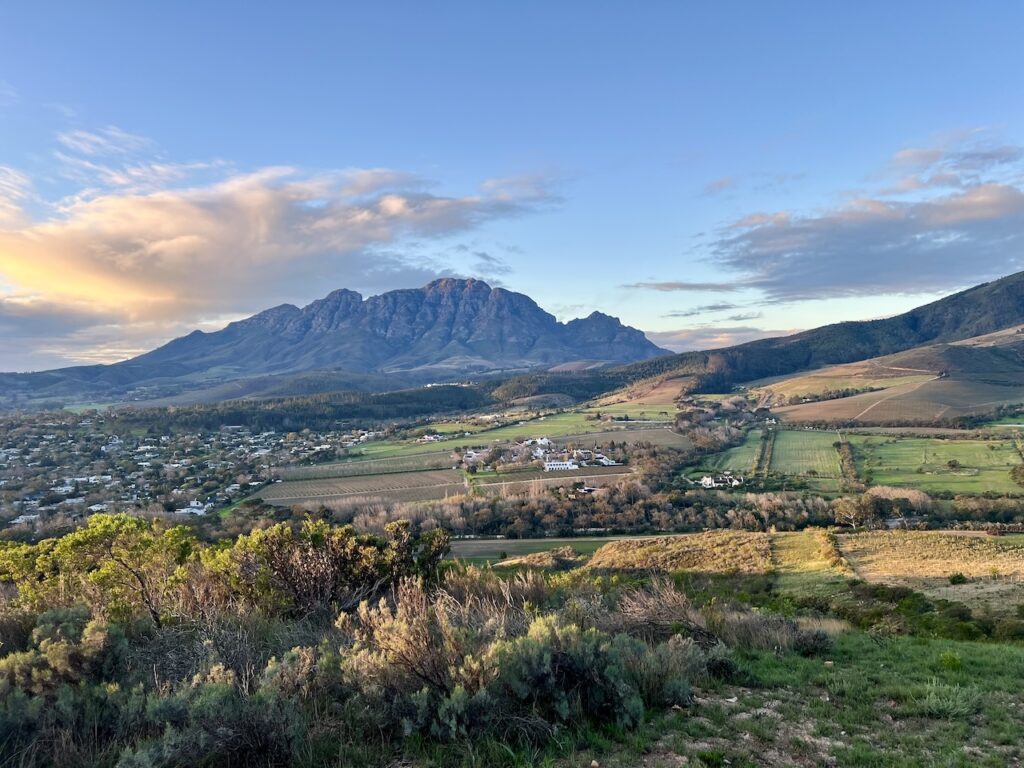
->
[765,324,1024,423]
[614,270,1024,395]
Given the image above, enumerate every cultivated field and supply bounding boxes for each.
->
[257,469,468,505]
[749,358,934,405]
[472,467,633,497]
[849,435,1020,493]
[348,414,689,460]
[768,429,842,477]
[589,376,688,420]
[775,375,1024,423]
[277,451,453,479]
[839,531,1024,616]
[263,464,635,506]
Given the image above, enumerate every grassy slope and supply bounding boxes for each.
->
[566,530,1024,767]
[438,530,1024,767]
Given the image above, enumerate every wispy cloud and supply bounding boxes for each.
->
[56,126,152,156]
[0,127,559,370]
[702,176,736,196]
[647,325,798,352]
[0,167,32,226]
[663,302,740,318]
[0,80,17,106]
[634,134,1024,303]
[623,280,745,292]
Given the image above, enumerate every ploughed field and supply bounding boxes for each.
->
[257,468,468,504]
[277,451,453,480]
[774,374,1024,423]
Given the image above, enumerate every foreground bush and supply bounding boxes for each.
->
[0,520,799,766]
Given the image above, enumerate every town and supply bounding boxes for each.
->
[0,409,390,537]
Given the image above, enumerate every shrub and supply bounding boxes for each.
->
[614,634,703,707]
[904,679,980,719]
[612,580,717,646]
[119,680,304,768]
[705,607,801,652]
[793,628,834,657]
[993,619,1024,642]
[948,572,969,585]
[703,643,740,681]
[484,615,643,734]
[0,607,127,698]
[937,651,962,671]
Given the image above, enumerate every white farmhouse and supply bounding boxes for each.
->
[544,460,579,472]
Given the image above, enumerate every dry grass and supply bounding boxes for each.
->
[494,546,590,571]
[585,531,772,574]
[839,531,1024,615]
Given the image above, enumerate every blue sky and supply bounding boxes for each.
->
[1,1,1023,370]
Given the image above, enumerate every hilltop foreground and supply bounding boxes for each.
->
[2,522,1022,767]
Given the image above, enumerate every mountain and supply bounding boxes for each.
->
[614,270,1024,393]
[0,279,667,407]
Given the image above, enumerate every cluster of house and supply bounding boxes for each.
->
[452,436,623,474]
[693,471,745,489]
[527,440,621,472]
[0,414,391,528]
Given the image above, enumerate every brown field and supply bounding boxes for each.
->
[585,530,772,574]
[776,375,1024,423]
[839,531,1024,615]
[750,359,934,406]
[277,451,453,480]
[592,375,690,416]
[258,469,467,505]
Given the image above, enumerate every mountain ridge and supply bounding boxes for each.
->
[0,278,667,407]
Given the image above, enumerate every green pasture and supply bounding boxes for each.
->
[769,430,843,477]
[849,436,1020,494]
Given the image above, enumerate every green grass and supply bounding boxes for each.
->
[550,530,1024,768]
[771,530,849,597]
[769,430,843,477]
[849,436,1020,493]
[702,430,762,474]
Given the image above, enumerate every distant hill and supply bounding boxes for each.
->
[614,270,1024,393]
[0,279,667,408]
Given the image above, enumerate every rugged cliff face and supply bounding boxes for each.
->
[134,278,666,376]
[0,279,667,404]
